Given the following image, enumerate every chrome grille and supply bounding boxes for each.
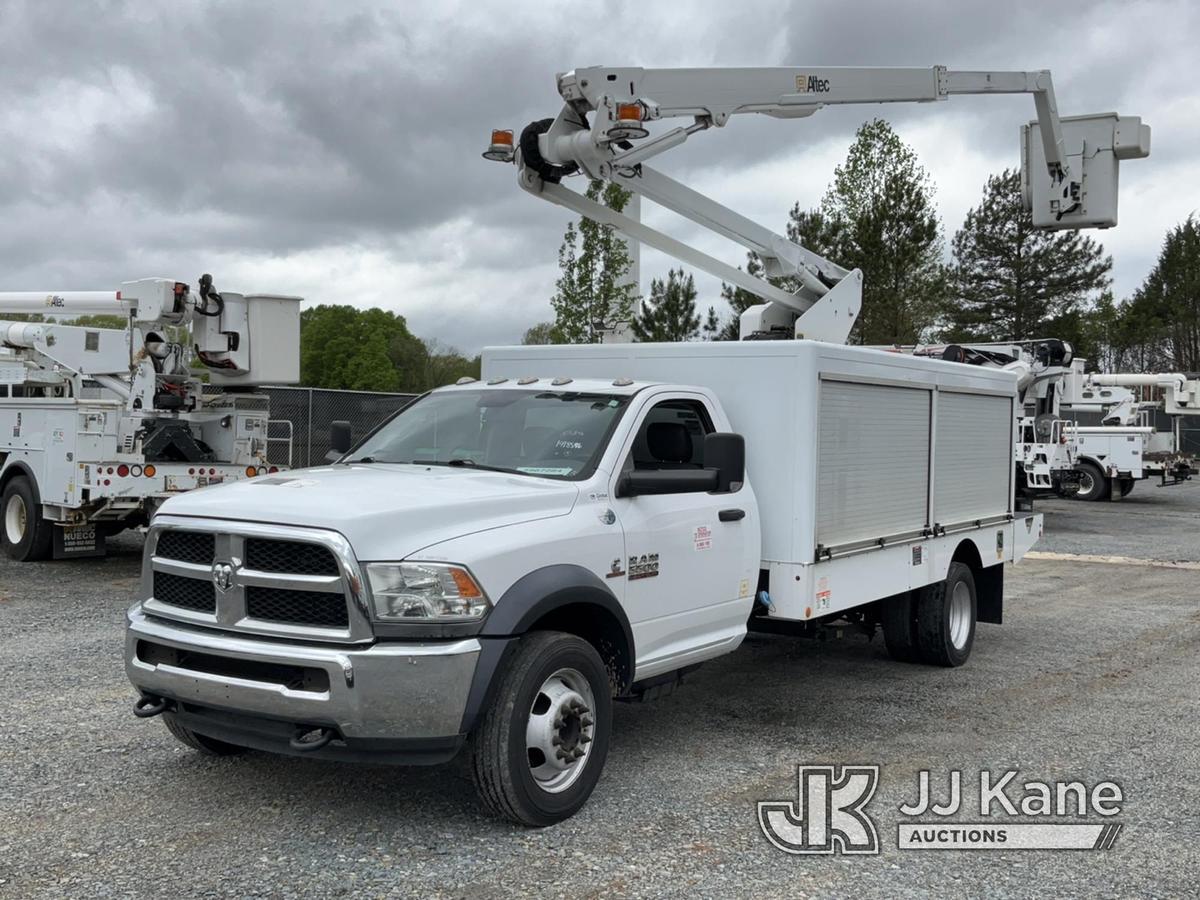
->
[144,520,370,642]
[156,531,215,565]
[246,585,349,627]
[153,571,216,612]
[245,538,338,576]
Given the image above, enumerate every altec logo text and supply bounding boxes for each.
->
[795,74,831,94]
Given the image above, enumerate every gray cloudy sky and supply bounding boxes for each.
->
[2,0,1196,353]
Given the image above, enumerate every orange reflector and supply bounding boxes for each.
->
[616,103,643,122]
[490,129,514,147]
[449,567,483,598]
[245,466,258,478]
[144,465,156,477]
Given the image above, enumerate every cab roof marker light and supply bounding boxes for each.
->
[487,377,509,385]
[455,376,478,385]
[613,377,634,386]
[551,377,573,385]
[517,376,539,385]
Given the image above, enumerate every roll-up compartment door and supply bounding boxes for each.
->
[816,380,930,549]
[933,391,1012,525]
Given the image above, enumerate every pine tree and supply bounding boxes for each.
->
[941,168,1112,345]
[1114,216,1200,371]
[631,269,701,342]
[550,180,640,343]
[790,119,945,344]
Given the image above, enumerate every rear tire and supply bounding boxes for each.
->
[1075,462,1110,502]
[915,562,977,668]
[881,591,921,663]
[163,715,247,756]
[470,631,612,826]
[2,476,53,562]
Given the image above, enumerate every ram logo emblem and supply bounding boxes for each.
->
[212,562,235,592]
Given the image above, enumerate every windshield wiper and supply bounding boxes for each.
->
[411,458,521,475]
[345,456,379,463]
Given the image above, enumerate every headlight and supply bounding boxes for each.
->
[365,562,490,622]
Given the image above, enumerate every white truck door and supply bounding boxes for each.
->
[610,394,758,679]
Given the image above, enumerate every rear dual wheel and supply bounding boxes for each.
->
[882,562,977,668]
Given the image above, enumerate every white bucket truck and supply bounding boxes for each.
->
[125,340,1039,824]
[125,62,1142,824]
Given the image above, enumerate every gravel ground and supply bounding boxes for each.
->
[1,489,1198,899]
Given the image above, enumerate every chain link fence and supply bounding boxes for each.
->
[262,387,417,468]
[203,385,416,468]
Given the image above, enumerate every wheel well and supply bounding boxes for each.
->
[529,602,633,696]
[0,461,38,501]
[952,538,1003,626]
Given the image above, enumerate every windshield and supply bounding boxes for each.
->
[345,388,631,480]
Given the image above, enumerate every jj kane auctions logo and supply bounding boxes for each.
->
[759,766,1124,854]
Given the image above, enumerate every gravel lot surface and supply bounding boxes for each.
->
[1,489,1198,898]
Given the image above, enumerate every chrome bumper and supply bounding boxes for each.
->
[125,605,480,746]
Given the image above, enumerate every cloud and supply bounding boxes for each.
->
[0,0,1195,353]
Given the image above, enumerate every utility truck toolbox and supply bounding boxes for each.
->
[125,340,1040,826]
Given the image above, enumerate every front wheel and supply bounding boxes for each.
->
[2,476,53,562]
[470,631,613,826]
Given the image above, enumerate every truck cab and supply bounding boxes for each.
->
[126,377,760,825]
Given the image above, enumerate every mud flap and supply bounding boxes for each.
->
[53,523,106,559]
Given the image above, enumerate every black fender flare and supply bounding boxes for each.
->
[459,564,635,734]
[0,460,41,505]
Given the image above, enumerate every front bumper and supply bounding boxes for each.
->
[125,605,480,764]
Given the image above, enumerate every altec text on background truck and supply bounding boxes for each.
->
[126,341,1040,825]
[125,63,1142,825]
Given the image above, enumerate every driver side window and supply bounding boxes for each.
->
[626,399,713,472]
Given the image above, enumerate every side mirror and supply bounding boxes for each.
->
[616,468,718,498]
[704,432,745,492]
[327,420,353,461]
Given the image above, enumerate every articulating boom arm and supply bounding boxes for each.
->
[487,65,1149,342]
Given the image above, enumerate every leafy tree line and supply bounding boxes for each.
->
[299,304,479,393]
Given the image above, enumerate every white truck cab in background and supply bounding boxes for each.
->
[125,340,1040,825]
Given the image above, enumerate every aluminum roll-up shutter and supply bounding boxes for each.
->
[933,391,1012,525]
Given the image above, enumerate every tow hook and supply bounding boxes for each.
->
[133,695,170,718]
[289,726,336,752]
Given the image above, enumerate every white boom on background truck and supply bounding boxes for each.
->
[125,64,1144,825]
[0,276,299,560]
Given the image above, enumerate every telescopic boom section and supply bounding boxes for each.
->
[486,65,1149,343]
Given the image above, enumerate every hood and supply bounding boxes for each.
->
[157,463,579,561]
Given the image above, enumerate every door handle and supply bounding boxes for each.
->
[718,508,745,522]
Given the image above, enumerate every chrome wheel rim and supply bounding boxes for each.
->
[4,494,26,545]
[525,667,596,794]
[1078,471,1095,496]
[949,581,972,650]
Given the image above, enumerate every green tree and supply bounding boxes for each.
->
[790,119,945,344]
[631,268,701,342]
[521,321,564,345]
[1114,216,1200,371]
[422,339,481,388]
[940,169,1112,345]
[551,179,639,343]
[299,305,428,392]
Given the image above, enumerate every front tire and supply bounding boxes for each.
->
[2,476,53,562]
[163,715,247,756]
[915,562,977,668]
[1075,461,1110,502]
[470,631,612,826]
